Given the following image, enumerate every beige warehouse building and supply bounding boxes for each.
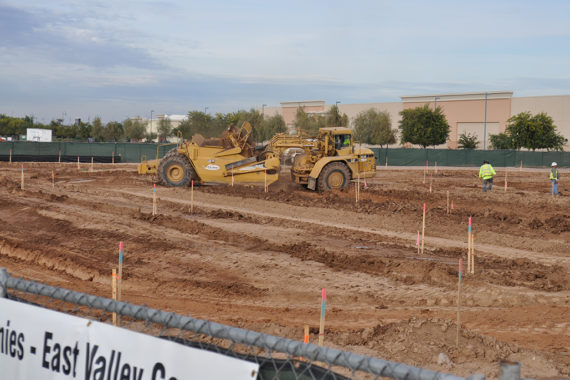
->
[264,92,570,150]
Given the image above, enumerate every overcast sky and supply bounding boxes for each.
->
[1,0,569,123]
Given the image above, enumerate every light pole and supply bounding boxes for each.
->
[434,97,440,110]
[150,110,154,142]
[483,92,488,150]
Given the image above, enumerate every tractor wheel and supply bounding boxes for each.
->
[157,153,195,187]
[156,148,179,184]
[317,162,350,191]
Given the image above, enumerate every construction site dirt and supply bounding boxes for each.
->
[1,162,568,379]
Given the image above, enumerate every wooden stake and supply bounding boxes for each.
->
[467,217,472,274]
[385,156,388,167]
[90,157,94,172]
[504,169,508,192]
[471,234,475,274]
[58,150,61,164]
[357,175,360,201]
[446,191,450,214]
[520,160,522,171]
[231,168,234,187]
[52,170,55,189]
[112,268,118,326]
[118,241,124,326]
[9,149,12,164]
[318,288,326,346]
[190,180,194,213]
[304,325,309,344]
[429,172,433,193]
[416,231,420,254]
[355,181,358,203]
[421,203,426,254]
[451,200,454,211]
[264,169,268,192]
[152,184,157,215]
[20,165,24,190]
[435,161,438,174]
[112,151,115,165]
[77,156,80,170]
[457,258,462,347]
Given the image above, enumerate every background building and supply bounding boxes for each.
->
[265,92,570,150]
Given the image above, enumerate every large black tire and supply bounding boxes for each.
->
[317,162,350,191]
[157,152,195,187]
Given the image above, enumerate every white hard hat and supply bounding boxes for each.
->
[552,162,557,166]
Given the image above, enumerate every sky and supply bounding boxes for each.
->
[1,0,569,123]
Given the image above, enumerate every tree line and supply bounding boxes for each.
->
[0,110,287,143]
[1,105,566,150]
[351,104,566,151]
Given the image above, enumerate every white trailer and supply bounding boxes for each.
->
[26,128,53,142]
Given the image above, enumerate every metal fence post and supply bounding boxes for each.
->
[498,360,521,380]
[0,268,7,298]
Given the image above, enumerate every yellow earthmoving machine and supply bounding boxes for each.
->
[138,122,280,187]
[138,123,376,191]
[265,127,376,190]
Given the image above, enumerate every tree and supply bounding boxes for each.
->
[0,115,26,137]
[353,109,396,147]
[506,111,567,151]
[175,111,213,139]
[489,133,513,150]
[123,118,147,141]
[92,117,105,142]
[398,105,450,148]
[157,119,172,142]
[259,114,287,142]
[326,105,348,127]
[294,107,324,136]
[104,121,124,141]
[76,121,92,140]
[457,132,480,149]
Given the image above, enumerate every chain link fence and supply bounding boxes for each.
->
[1,268,482,380]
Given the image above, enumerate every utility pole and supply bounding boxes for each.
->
[150,110,154,142]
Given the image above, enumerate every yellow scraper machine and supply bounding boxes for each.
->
[138,121,376,191]
[138,122,280,186]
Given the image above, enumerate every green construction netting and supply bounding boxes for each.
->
[372,148,570,167]
[2,142,569,166]
[1,142,180,163]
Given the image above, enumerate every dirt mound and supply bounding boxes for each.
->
[336,317,519,365]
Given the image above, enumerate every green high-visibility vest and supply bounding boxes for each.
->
[479,164,496,180]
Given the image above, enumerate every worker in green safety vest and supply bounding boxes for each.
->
[550,162,560,195]
[479,160,496,192]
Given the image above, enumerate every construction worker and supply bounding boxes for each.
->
[550,162,560,195]
[479,160,496,192]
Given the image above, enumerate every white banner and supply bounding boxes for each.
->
[0,298,258,380]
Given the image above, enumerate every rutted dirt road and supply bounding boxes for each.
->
[0,162,568,379]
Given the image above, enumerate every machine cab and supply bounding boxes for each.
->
[334,133,352,151]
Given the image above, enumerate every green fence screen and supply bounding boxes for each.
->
[371,148,569,167]
[0,142,177,163]
[0,142,568,167]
